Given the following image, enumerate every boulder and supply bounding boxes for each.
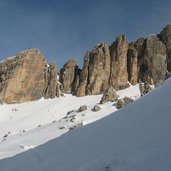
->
[116,97,133,109]
[122,96,134,105]
[91,105,101,112]
[78,105,87,112]
[139,83,145,96]
[100,86,118,104]
[139,82,152,96]
[144,82,152,94]
[116,99,125,109]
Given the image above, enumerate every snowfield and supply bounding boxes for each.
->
[1,80,171,171]
[0,84,140,159]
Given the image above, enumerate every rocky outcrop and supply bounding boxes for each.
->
[100,86,118,104]
[116,99,125,109]
[44,63,61,98]
[133,38,146,83]
[74,31,167,97]
[91,105,101,112]
[0,49,47,103]
[116,97,133,109]
[127,42,138,85]
[76,43,111,96]
[0,49,61,104]
[60,59,80,94]
[142,35,167,84]
[122,96,134,105]
[78,105,87,112]
[109,34,129,90]
[159,24,171,71]
[0,24,170,103]
[139,82,152,96]
[127,38,146,85]
[128,35,167,85]
[75,35,129,96]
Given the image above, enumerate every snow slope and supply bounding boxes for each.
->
[0,79,170,170]
[0,85,140,159]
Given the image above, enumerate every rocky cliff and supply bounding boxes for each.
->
[0,24,171,103]
[109,34,129,90]
[59,59,80,94]
[0,49,61,104]
[75,43,111,96]
[142,35,167,84]
[73,25,169,96]
[159,24,171,71]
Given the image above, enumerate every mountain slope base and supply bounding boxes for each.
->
[0,80,171,171]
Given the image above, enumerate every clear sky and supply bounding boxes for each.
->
[0,0,171,69]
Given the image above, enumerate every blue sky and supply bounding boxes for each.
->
[0,0,171,69]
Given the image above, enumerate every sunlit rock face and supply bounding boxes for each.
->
[0,48,61,104]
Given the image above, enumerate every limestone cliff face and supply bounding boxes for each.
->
[109,34,129,90]
[133,38,145,82]
[127,38,145,85]
[60,59,80,94]
[0,49,61,104]
[127,35,167,85]
[0,24,170,103]
[44,63,61,98]
[159,24,171,71]
[0,49,47,103]
[127,42,138,85]
[142,35,167,84]
[76,43,111,96]
[74,31,168,96]
[75,35,131,96]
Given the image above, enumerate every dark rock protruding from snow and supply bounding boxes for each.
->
[139,82,152,96]
[91,105,101,112]
[116,96,134,109]
[100,86,118,104]
[122,96,134,105]
[116,99,125,109]
[78,105,87,112]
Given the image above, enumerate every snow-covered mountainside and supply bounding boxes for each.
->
[0,85,140,159]
[0,78,171,171]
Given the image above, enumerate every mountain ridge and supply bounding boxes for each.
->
[0,24,171,103]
